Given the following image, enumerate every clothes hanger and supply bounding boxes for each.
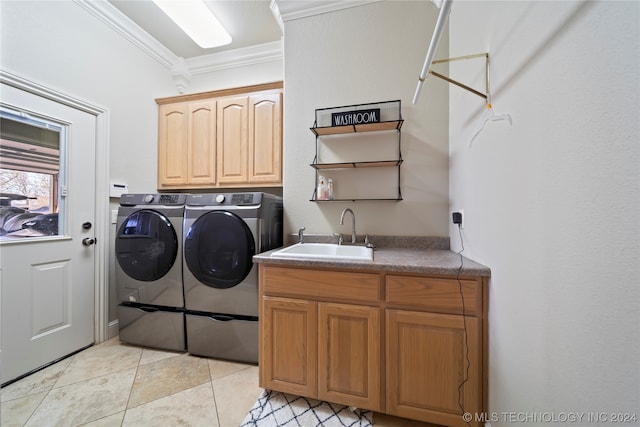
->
[469,102,512,147]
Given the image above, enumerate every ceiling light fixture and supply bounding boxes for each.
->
[152,0,232,49]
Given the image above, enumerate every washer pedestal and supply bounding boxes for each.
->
[118,304,186,351]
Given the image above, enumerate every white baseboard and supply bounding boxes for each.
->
[107,320,119,340]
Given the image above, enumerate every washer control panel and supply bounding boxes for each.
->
[119,193,186,206]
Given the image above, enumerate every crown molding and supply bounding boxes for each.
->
[73,0,178,69]
[186,40,283,75]
[271,0,381,23]
[74,0,283,77]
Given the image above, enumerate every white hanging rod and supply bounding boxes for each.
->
[412,0,453,104]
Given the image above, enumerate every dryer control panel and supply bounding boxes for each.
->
[186,193,262,207]
[231,193,257,205]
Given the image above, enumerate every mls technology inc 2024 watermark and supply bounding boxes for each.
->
[463,411,638,424]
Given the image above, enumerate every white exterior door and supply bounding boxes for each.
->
[0,81,98,384]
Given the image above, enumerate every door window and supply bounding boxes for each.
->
[0,107,66,240]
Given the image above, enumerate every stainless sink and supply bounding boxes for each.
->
[270,243,373,261]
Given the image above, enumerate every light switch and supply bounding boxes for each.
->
[111,210,118,224]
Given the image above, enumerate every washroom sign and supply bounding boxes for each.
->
[332,108,381,126]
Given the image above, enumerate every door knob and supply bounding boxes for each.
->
[82,237,96,246]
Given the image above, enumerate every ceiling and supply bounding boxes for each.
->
[107,0,284,59]
[79,1,379,92]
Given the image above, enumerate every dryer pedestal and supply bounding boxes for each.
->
[186,312,258,363]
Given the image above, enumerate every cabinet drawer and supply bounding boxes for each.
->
[261,266,381,303]
[386,275,481,316]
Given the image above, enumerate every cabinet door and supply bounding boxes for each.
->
[187,100,216,185]
[217,96,248,184]
[158,102,188,186]
[249,92,282,184]
[318,303,381,411]
[386,309,481,427]
[261,296,317,397]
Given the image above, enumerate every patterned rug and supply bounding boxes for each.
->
[240,390,373,427]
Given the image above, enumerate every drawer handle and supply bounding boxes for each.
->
[209,314,234,322]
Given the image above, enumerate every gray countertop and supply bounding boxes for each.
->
[253,236,491,277]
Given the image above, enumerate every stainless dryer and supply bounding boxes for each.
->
[115,193,187,351]
[183,192,282,363]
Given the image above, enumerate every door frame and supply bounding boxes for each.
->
[1,69,110,343]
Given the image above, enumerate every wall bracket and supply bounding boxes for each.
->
[428,52,491,103]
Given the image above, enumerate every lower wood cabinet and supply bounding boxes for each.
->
[318,302,381,410]
[386,309,480,427]
[260,296,381,411]
[258,264,487,427]
[261,296,317,397]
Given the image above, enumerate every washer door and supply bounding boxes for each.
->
[115,209,178,281]
[184,211,255,289]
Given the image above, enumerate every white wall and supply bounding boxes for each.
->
[0,1,284,331]
[1,0,175,194]
[448,0,639,420]
[282,1,450,238]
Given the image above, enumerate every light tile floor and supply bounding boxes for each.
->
[1,337,436,427]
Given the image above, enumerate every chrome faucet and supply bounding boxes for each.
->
[339,208,357,244]
[298,227,305,244]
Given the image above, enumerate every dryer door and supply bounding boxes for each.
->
[184,210,256,289]
[115,209,178,282]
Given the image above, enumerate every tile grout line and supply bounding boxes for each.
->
[207,359,222,427]
[20,351,79,426]
[119,343,145,425]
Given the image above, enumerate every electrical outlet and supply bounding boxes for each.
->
[111,209,118,224]
[452,209,464,228]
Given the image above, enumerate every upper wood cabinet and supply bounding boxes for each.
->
[157,102,189,187]
[249,93,283,183]
[156,82,283,190]
[188,100,217,185]
[217,96,248,184]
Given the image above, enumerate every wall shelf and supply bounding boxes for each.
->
[311,160,403,170]
[311,197,402,202]
[309,100,403,202]
[311,120,403,136]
